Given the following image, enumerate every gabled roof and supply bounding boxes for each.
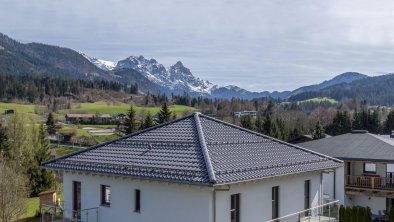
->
[43,113,342,185]
[299,132,394,162]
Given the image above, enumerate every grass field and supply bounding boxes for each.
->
[298,97,338,104]
[0,102,40,114]
[61,101,196,116]
[52,145,80,157]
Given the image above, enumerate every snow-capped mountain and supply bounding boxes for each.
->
[83,52,369,99]
[81,53,117,71]
[114,55,216,96]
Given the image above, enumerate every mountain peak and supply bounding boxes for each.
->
[174,61,184,67]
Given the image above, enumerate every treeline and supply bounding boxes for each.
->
[0,74,138,103]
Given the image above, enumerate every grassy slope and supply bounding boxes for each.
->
[297,97,338,104]
[0,102,39,114]
[61,101,196,115]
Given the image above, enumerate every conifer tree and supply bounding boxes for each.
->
[384,110,394,134]
[143,112,154,129]
[255,115,263,133]
[240,115,254,130]
[28,124,55,196]
[125,104,138,134]
[158,103,172,124]
[313,121,325,139]
[46,112,56,135]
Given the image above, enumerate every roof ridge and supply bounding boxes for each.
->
[42,113,196,167]
[193,113,216,183]
[198,113,343,164]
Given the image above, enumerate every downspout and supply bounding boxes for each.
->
[333,169,336,200]
[320,171,323,206]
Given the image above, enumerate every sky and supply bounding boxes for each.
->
[1,0,394,92]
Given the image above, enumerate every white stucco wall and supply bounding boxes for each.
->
[63,170,327,222]
[215,171,322,222]
[63,173,213,222]
[349,195,386,214]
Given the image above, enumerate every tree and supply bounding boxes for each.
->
[263,114,273,135]
[0,155,29,222]
[28,124,55,196]
[158,103,172,124]
[125,104,138,134]
[240,115,254,130]
[384,110,394,134]
[254,115,263,133]
[46,112,56,135]
[326,111,352,136]
[313,121,324,139]
[143,112,154,129]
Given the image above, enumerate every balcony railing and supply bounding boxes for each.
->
[267,200,339,222]
[346,175,394,190]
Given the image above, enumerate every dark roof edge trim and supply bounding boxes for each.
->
[199,113,343,164]
[338,157,394,163]
[215,164,343,186]
[194,112,216,183]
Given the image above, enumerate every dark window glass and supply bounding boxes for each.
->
[230,193,240,222]
[272,186,279,219]
[304,180,310,210]
[101,185,111,206]
[135,189,141,212]
[347,162,351,175]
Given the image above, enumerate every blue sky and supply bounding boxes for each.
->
[1,0,394,91]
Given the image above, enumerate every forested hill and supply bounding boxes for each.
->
[288,73,394,105]
[0,33,112,80]
[0,74,138,103]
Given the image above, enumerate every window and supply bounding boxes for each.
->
[230,193,240,222]
[364,162,376,174]
[347,162,351,175]
[272,186,279,219]
[101,185,111,206]
[134,189,141,212]
[304,180,310,210]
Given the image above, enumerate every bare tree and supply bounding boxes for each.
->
[0,152,29,222]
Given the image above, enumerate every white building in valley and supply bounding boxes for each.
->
[43,113,342,222]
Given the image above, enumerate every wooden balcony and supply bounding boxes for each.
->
[346,174,394,193]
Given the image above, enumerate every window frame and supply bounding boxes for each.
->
[304,180,310,210]
[272,186,279,219]
[363,162,377,174]
[134,189,141,213]
[230,193,240,222]
[101,185,111,207]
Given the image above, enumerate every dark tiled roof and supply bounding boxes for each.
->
[43,113,342,185]
[299,132,394,162]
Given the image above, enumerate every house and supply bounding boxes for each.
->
[43,112,342,222]
[299,130,394,215]
[65,114,112,124]
[233,110,257,119]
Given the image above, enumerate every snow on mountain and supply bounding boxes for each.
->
[114,56,216,95]
[81,53,117,71]
[84,52,367,100]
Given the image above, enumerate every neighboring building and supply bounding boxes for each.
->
[288,135,314,144]
[113,113,127,122]
[300,130,394,215]
[43,112,342,222]
[65,114,112,124]
[233,110,257,119]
